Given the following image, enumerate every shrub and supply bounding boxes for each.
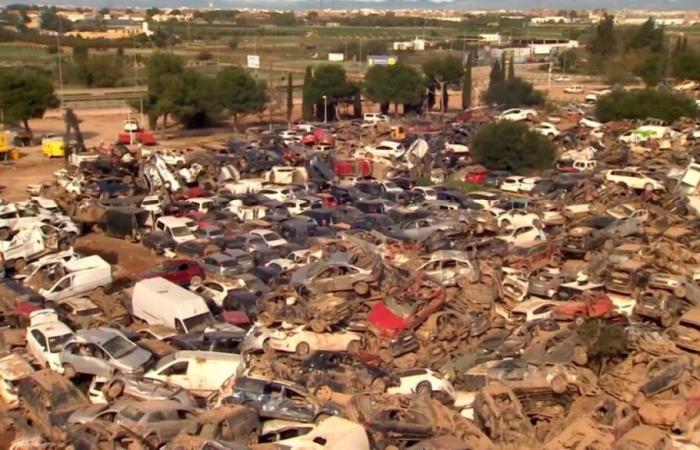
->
[196,51,213,61]
[595,88,699,123]
[484,77,544,108]
[472,121,556,172]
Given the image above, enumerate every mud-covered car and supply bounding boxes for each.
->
[503,241,561,273]
[599,353,697,407]
[402,250,479,287]
[462,358,598,397]
[18,370,90,440]
[605,259,652,295]
[472,383,533,445]
[291,251,383,296]
[561,226,608,259]
[549,291,617,324]
[634,288,689,327]
[669,307,700,352]
[522,329,589,366]
[298,350,397,394]
[168,405,260,447]
[66,421,150,450]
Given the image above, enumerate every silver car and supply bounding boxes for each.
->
[60,328,152,377]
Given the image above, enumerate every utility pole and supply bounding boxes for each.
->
[268,60,274,131]
[56,19,64,109]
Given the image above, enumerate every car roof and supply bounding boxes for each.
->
[73,328,121,345]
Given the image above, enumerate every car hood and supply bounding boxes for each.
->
[116,347,153,372]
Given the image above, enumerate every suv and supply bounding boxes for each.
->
[221,375,341,422]
[504,241,561,273]
[561,226,607,259]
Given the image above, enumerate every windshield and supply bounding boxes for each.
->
[263,232,283,241]
[119,405,145,422]
[384,297,416,319]
[76,307,101,316]
[183,312,214,333]
[219,259,239,268]
[171,226,191,237]
[48,333,73,353]
[102,335,136,359]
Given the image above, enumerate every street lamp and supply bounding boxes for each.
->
[322,95,328,124]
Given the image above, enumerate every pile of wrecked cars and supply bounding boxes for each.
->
[2,106,700,450]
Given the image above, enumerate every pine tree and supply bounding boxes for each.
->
[489,60,503,88]
[682,36,688,51]
[501,52,507,81]
[673,37,683,55]
[462,56,472,109]
[301,66,313,121]
[286,73,293,124]
[508,53,515,79]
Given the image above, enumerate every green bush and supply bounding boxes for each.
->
[595,89,699,123]
[484,77,544,108]
[472,121,556,172]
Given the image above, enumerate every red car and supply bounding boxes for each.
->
[465,167,488,184]
[317,193,338,209]
[117,132,156,146]
[550,291,616,323]
[334,159,372,178]
[140,259,205,286]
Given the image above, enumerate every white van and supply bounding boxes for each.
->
[572,160,598,172]
[131,277,214,334]
[144,350,243,395]
[39,255,112,302]
[154,216,196,244]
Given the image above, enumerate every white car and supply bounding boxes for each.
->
[0,354,33,409]
[506,299,559,323]
[564,85,584,94]
[266,325,362,356]
[555,75,572,82]
[604,168,665,191]
[248,229,288,248]
[284,199,312,216]
[579,117,603,129]
[606,203,649,222]
[519,177,543,193]
[364,141,406,160]
[499,176,525,193]
[259,186,295,202]
[499,109,537,122]
[140,195,163,215]
[190,279,243,307]
[411,186,437,201]
[378,181,403,193]
[497,210,541,230]
[674,81,698,92]
[260,417,370,450]
[532,122,561,137]
[466,191,500,209]
[387,368,456,401]
[123,119,139,132]
[267,249,322,272]
[26,309,75,371]
[363,113,390,124]
[499,225,546,246]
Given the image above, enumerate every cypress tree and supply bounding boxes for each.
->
[508,53,515,79]
[500,52,507,81]
[489,60,502,88]
[301,66,314,121]
[462,56,472,109]
[286,73,293,124]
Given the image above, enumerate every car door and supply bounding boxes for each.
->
[154,360,190,390]
[439,259,458,286]
[28,329,49,366]
[66,343,112,376]
[280,387,316,422]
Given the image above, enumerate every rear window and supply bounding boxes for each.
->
[236,377,265,393]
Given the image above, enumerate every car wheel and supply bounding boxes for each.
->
[574,315,586,327]
[145,434,160,448]
[63,364,76,378]
[295,342,310,356]
[346,340,361,354]
[247,432,259,446]
[573,347,588,366]
[631,392,646,408]
[13,258,27,272]
[371,378,387,392]
[644,183,654,192]
[673,285,687,299]
[353,281,370,296]
[124,233,135,243]
[104,379,125,400]
[527,113,534,121]
[660,312,674,328]
[0,228,9,240]
[551,376,567,394]
[416,381,432,396]
[262,339,273,354]
[91,286,105,300]
[315,385,333,401]
[190,276,202,286]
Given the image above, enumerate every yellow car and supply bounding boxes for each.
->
[41,137,65,158]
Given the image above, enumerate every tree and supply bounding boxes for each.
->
[215,66,267,127]
[589,14,617,69]
[422,55,464,113]
[146,8,160,19]
[485,77,544,108]
[672,49,700,81]
[558,48,578,72]
[489,60,502,88]
[77,54,124,87]
[462,56,472,110]
[634,53,666,87]
[501,52,508,81]
[286,73,293,124]
[306,64,355,121]
[508,53,515,79]
[98,7,110,16]
[228,38,238,50]
[472,121,556,172]
[627,18,664,53]
[39,9,73,32]
[301,66,314,121]
[0,70,59,132]
[364,64,423,114]
[142,52,186,128]
[595,89,699,123]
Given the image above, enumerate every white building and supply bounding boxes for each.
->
[392,38,426,51]
[479,33,502,44]
[531,16,570,24]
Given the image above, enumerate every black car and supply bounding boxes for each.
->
[100,207,150,242]
[436,190,482,210]
[355,181,384,197]
[84,178,131,199]
[299,209,336,227]
[142,232,176,255]
[330,186,369,205]
[176,239,220,258]
[484,170,512,188]
[351,214,395,233]
[299,351,397,393]
[222,376,341,422]
[170,331,245,354]
[390,176,416,191]
[241,150,285,175]
[354,200,388,215]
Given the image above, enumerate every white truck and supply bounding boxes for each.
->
[153,216,196,244]
[226,199,268,221]
[0,225,69,272]
[0,204,43,240]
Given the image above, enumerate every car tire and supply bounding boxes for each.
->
[574,315,586,327]
[295,342,310,357]
[551,376,567,394]
[105,379,125,400]
[145,434,160,448]
[91,286,105,300]
[573,347,588,366]
[13,258,27,273]
[190,276,202,286]
[673,285,687,299]
[644,183,654,192]
[416,381,432,396]
[315,385,333,401]
[0,228,9,240]
[371,378,387,392]
[247,432,259,446]
[353,281,370,296]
